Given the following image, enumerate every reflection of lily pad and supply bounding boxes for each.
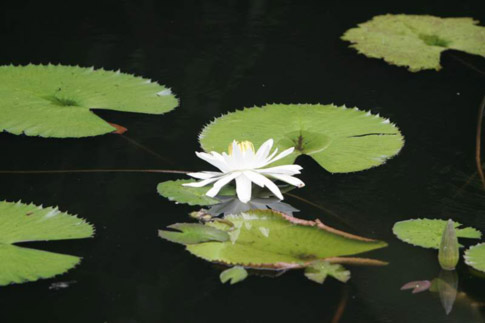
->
[157,179,235,206]
[0,200,94,285]
[199,104,403,173]
[464,243,485,273]
[161,209,387,270]
[342,15,485,71]
[392,219,481,249]
[0,64,178,138]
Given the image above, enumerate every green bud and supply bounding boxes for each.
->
[438,219,459,270]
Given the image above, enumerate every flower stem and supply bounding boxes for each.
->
[476,96,485,189]
[0,169,190,175]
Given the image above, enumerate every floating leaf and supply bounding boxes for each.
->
[304,261,350,284]
[392,219,481,249]
[0,64,178,138]
[342,14,485,71]
[160,209,387,270]
[199,104,403,173]
[0,200,94,286]
[157,179,235,206]
[158,223,229,245]
[220,266,248,285]
[464,243,485,273]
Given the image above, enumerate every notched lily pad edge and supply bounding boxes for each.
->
[3,199,96,238]
[2,63,180,105]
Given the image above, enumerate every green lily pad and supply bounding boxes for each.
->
[342,14,485,72]
[220,266,248,285]
[464,243,485,273]
[392,218,481,249]
[160,209,387,269]
[158,223,230,245]
[304,261,350,284]
[0,200,94,285]
[0,64,178,138]
[199,104,403,173]
[157,179,235,206]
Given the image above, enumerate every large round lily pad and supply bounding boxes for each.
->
[0,200,94,285]
[199,104,404,173]
[342,14,485,72]
[0,64,178,138]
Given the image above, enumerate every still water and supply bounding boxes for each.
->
[1,0,484,322]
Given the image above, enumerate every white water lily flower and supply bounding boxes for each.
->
[183,139,305,203]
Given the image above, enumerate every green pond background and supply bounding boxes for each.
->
[1,0,485,322]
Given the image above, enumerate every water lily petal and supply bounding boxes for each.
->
[235,174,252,203]
[187,171,222,179]
[243,171,284,200]
[206,172,240,197]
[195,152,230,172]
[182,177,220,188]
[257,164,302,175]
[243,170,266,187]
[255,139,274,162]
[267,147,295,165]
[269,174,305,187]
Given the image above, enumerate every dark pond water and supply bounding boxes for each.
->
[1,0,485,322]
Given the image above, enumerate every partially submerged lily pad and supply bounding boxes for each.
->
[160,209,387,285]
[157,179,236,206]
[392,219,481,249]
[158,223,229,245]
[304,261,350,284]
[0,200,94,285]
[342,14,485,71]
[0,64,178,138]
[220,266,248,285]
[199,104,404,173]
[464,243,485,273]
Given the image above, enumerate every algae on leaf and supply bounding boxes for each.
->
[0,64,178,138]
[342,15,485,71]
[0,200,94,285]
[199,104,403,173]
[392,219,481,249]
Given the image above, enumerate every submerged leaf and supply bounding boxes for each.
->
[342,14,485,71]
[158,223,230,245]
[304,261,350,284]
[157,179,235,206]
[392,219,481,249]
[0,64,178,138]
[464,243,485,273]
[220,266,248,285]
[170,209,387,268]
[0,200,94,286]
[199,104,403,173]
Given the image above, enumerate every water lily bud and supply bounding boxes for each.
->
[438,219,459,270]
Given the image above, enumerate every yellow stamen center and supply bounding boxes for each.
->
[228,140,255,155]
